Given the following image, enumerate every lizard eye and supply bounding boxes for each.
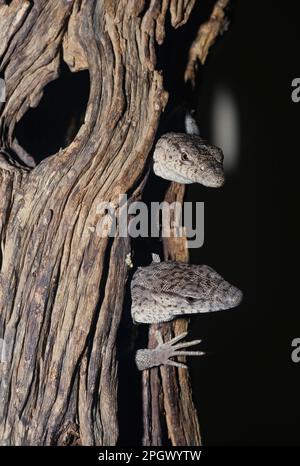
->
[186,297,195,304]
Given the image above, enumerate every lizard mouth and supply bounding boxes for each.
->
[193,167,225,187]
[201,175,225,188]
[153,162,193,184]
[153,159,226,187]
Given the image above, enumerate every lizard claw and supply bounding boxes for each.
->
[135,330,205,371]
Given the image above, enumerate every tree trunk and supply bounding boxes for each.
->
[142,183,201,446]
[0,0,228,446]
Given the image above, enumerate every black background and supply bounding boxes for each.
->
[185,0,296,446]
[152,0,296,446]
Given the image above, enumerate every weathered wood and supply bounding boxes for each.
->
[185,0,230,84]
[0,0,229,446]
[0,0,198,446]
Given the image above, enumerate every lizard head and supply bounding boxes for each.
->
[131,262,243,324]
[175,264,243,313]
[153,132,225,187]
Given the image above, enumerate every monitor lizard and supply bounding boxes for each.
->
[131,260,243,370]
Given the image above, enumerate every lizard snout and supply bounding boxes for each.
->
[224,286,243,308]
[206,170,225,188]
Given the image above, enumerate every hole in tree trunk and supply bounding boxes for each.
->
[13,62,90,166]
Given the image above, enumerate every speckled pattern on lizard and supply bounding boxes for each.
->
[153,132,225,187]
[132,260,243,370]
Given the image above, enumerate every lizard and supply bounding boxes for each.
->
[131,259,243,370]
[152,110,224,186]
[131,113,240,370]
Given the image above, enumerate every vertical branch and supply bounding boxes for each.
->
[142,0,231,446]
[185,0,230,84]
[142,183,201,446]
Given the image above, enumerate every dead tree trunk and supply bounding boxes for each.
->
[0,0,228,446]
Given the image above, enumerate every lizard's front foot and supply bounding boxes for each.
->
[135,330,204,371]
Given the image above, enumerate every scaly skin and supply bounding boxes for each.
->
[134,127,237,370]
[131,261,243,324]
[132,261,243,370]
[135,331,204,371]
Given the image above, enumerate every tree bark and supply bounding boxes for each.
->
[0,0,228,446]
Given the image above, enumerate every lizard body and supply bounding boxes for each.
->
[133,118,239,370]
